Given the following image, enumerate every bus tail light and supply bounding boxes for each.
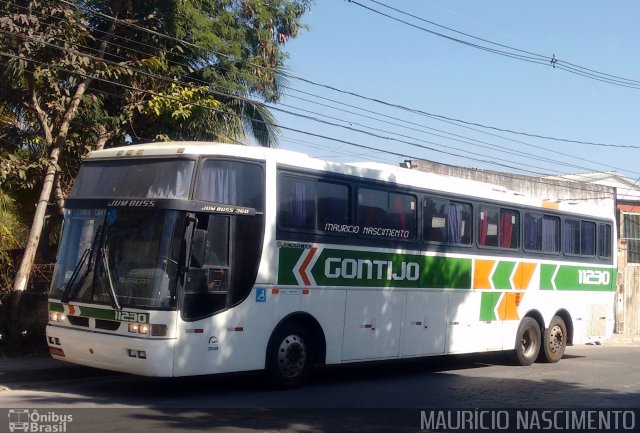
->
[49,347,65,357]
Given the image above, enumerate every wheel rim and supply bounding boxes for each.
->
[548,325,564,354]
[520,327,537,358]
[277,334,307,378]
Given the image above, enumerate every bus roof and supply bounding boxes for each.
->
[86,142,614,219]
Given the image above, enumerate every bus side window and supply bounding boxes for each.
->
[357,188,416,239]
[390,192,415,234]
[581,221,596,256]
[278,176,316,230]
[423,197,448,243]
[525,213,560,253]
[500,209,519,249]
[479,206,518,249]
[478,206,499,247]
[599,223,612,258]
[564,219,596,256]
[317,181,350,228]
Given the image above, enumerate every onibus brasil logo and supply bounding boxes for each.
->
[8,409,73,432]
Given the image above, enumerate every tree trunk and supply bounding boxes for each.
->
[95,125,116,151]
[53,173,65,214]
[12,78,90,293]
[11,145,61,293]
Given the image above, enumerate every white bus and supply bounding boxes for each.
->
[47,142,616,387]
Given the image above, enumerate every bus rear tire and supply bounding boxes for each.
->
[538,316,567,363]
[512,317,541,366]
[266,322,312,389]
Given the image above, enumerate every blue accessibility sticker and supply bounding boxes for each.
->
[255,288,266,303]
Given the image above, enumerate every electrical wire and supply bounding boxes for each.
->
[351,0,640,90]
[0,54,615,195]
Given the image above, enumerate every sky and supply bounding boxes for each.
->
[271,0,640,182]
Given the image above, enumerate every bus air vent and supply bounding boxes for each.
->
[67,316,89,327]
[95,319,121,331]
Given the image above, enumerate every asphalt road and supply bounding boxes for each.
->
[1,344,640,432]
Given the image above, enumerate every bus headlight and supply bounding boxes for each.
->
[128,322,151,335]
[127,322,166,336]
[49,312,66,322]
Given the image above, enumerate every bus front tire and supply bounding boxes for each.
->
[538,316,567,363]
[512,317,541,366]
[266,323,312,389]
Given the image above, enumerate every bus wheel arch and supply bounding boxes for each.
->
[265,312,326,388]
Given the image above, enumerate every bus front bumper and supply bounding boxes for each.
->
[46,325,176,376]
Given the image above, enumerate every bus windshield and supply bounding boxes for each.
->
[71,159,195,199]
[51,208,184,309]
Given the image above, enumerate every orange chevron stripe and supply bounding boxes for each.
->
[513,262,537,290]
[497,292,524,321]
[473,260,495,289]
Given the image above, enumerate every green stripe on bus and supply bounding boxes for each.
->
[312,249,472,288]
[540,264,556,290]
[540,264,614,291]
[493,261,516,290]
[48,301,64,312]
[480,292,501,321]
[77,306,119,320]
[278,247,472,289]
[278,247,306,285]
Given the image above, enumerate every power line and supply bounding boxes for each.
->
[0,55,616,196]
[0,26,592,177]
[282,90,640,177]
[2,2,636,182]
[0,30,636,183]
[288,74,640,149]
[48,0,639,150]
[8,1,630,175]
[350,0,640,90]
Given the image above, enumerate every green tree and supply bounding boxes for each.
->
[0,0,312,293]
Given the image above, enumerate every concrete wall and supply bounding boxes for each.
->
[405,159,616,210]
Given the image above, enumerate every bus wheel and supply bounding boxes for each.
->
[266,323,312,388]
[538,316,567,363]
[512,317,541,366]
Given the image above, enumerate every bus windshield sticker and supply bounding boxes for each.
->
[276,241,313,249]
[208,336,219,351]
[200,204,255,215]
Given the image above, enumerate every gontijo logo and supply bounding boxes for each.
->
[8,409,73,432]
[324,257,420,281]
[280,246,473,289]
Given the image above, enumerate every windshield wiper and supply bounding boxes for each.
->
[61,248,91,303]
[100,247,121,310]
[62,224,104,303]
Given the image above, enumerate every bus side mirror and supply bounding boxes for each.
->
[190,229,206,268]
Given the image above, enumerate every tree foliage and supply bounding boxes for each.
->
[0,0,313,292]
